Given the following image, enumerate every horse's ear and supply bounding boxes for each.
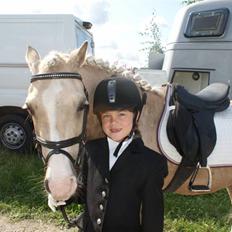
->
[25,46,40,74]
[70,41,88,67]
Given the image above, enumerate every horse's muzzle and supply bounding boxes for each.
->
[44,176,78,201]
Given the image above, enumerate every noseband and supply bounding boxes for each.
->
[30,72,89,228]
[31,72,89,167]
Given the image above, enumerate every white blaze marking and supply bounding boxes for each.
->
[42,80,78,200]
[42,81,72,178]
[42,81,62,141]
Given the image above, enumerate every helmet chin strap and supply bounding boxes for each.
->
[112,111,139,157]
[112,136,128,157]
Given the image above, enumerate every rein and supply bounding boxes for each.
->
[30,72,89,228]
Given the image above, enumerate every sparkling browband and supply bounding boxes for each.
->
[31,72,82,83]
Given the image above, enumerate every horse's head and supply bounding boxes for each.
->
[24,42,89,205]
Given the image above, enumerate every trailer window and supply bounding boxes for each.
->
[185,8,229,37]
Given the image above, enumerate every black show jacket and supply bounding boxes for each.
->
[80,137,168,232]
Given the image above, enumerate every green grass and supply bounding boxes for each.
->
[0,149,231,231]
[0,149,82,226]
[164,191,231,231]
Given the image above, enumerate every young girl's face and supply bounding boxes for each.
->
[100,109,134,142]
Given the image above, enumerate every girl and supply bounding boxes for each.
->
[79,76,167,232]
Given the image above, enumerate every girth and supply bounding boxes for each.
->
[165,82,230,192]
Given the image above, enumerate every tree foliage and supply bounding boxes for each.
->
[182,0,203,5]
[139,10,163,57]
[139,1,204,64]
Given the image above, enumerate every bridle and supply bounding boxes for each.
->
[30,72,89,228]
[31,72,89,167]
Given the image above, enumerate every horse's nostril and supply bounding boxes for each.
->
[44,179,51,193]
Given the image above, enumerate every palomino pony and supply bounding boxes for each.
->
[25,42,90,210]
[25,42,232,213]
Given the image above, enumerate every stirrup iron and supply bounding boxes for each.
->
[189,163,212,192]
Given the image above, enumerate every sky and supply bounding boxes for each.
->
[0,0,184,67]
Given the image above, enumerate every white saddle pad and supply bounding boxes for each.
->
[158,84,232,167]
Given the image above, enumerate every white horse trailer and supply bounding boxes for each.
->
[145,0,232,97]
[0,14,94,152]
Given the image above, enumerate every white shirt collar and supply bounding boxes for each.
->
[107,135,133,170]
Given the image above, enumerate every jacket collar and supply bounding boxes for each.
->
[110,137,144,174]
[91,138,110,179]
[91,137,144,179]
[129,137,144,154]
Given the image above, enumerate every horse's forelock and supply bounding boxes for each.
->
[40,51,68,70]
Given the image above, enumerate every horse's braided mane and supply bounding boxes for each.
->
[45,51,157,94]
[85,56,154,93]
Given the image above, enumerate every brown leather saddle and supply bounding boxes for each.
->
[165,82,230,192]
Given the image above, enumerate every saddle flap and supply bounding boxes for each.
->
[167,102,199,165]
[193,111,217,166]
[167,84,220,167]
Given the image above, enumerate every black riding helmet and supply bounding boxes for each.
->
[93,76,146,157]
[93,76,146,115]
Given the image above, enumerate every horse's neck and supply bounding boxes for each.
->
[139,87,166,152]
[80,64,112,101]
